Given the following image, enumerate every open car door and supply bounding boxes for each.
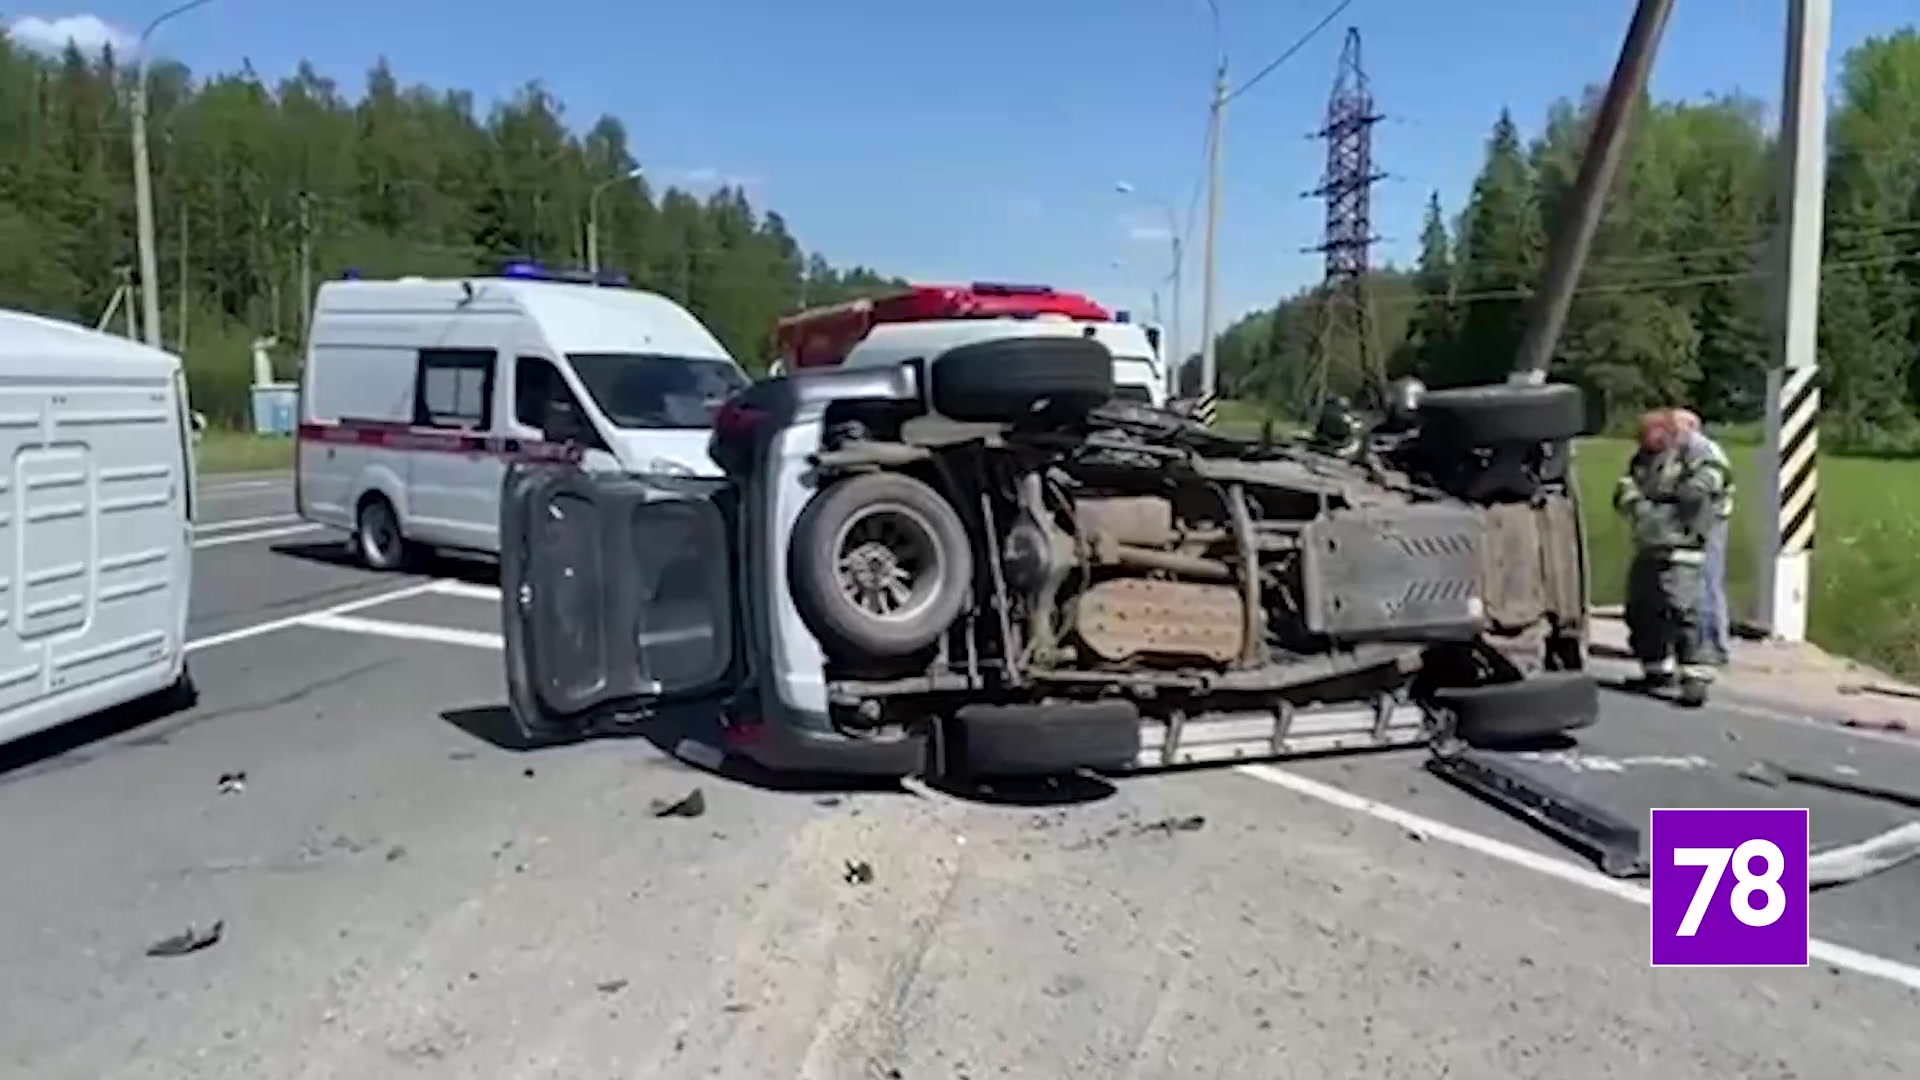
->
[499,461,739,742]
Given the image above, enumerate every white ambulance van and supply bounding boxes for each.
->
[296,265,750,568]
[0,309,197,748]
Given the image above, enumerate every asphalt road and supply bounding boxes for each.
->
[2,473,1918,1079]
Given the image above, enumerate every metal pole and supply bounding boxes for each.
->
[588,168,644,274]
[177,204,189,354]
[1510,0,1676,381]
[131,0,217,351]
[1759,0,1831,643]
[297,193,313,350]
[1199,64,1225,402]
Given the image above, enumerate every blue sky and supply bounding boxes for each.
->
[9,0,1916,346]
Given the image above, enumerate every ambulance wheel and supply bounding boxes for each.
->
[354,493,415,571]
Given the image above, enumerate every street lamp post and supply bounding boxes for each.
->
[587,167,645,274]
[1114,181,1184,392]
[131,0,218,349]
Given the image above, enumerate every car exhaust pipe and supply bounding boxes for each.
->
[1511,0,1678,382]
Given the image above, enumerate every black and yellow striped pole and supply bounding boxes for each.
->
[1758,0,1830,643]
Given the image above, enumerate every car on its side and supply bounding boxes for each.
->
[493,333,1598,779]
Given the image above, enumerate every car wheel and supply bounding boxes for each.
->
[1430,671,1600,748]
[943,700,1143,777]
[930,336,1115,424]
[355,494,413,571]
[789,472,973,658]
[1418,382,1587,446]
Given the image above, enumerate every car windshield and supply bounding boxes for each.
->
[567,353,749,430]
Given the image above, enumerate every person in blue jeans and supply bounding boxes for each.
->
[1672,408,1733,665]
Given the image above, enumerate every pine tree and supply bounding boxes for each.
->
[1449,109,1541,387]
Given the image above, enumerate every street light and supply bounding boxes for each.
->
[1114,180,1184,388]
[131,0,218,349]
[587,166,645,274]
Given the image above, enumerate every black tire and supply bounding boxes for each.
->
[1433,671,1600,747]
[948,701,1141,777]
[789,472,973,658]
[354,493,414,571]
[929,336,1115,424]
[1418,382,1588,447]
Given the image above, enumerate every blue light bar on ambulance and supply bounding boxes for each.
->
[495,261,630,288]
[1114,310,1131,323]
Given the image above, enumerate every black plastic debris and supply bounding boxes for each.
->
[814,795,844,808]
[1134,814,1206,836]
[385,845,408,862]
[216,771,246,795]
[522,767,536,779]
[843,859,874,885]
[147,920,223,957]
[650,789,706,819]
[596,978,629,994]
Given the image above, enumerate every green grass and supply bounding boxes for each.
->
[197,430,294,475]
[1573,438,1920,680]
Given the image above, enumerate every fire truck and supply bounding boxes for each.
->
[772,282,1168,407]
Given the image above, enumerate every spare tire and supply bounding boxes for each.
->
[1431,671,1600,748]
[1418,382,1587,447]
[930,336,1115,423]
[789,472,973,658]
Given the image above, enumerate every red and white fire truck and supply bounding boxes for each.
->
[772,282,1168,407]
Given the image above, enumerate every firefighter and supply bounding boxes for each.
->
[1670,408,1734,664]
[1614,409,1727,706]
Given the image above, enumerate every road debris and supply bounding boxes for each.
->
[1809,823,1920,889]
[814,795,844,808]
[1740,759,1920,811]
[1840,681,1920,702]
[650,788,706,819]
[385,845,408,862]
[146,920,223,957]
[843,859,874,885]
[1134,814,1207,836]
[673,738,726,771]
[1738,762,1786,788]
[521,767,536,779]
[216,771,246,795]
[596,978,629,995]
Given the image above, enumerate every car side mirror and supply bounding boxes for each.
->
[542,397,588,445]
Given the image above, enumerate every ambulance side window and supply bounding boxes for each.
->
[415,348,494,430]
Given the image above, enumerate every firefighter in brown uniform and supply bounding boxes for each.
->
[1614,409,1727,707]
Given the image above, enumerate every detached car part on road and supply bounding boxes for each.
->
[497,334,1600,779]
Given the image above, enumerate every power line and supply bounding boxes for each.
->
[1370,249,1920,310]
[1226,0,1359,105]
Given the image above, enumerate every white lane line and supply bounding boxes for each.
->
[429,580,502,602]
[1235,763,1920,993]
[193,523,324,549]
[195,513,299,535]
[186,581,441,654]
[299,612,503,651]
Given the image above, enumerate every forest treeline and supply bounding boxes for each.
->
[0,35,900,422]
[1214,29,1920,452]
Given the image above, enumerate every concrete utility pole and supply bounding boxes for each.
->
[1511,0,1676,382]
[297,192,314,346]
[1759,0,1832,643]
[177,204,190,354]
[131,0,218,350]
[1199,63,1226,407]
[588,167,645,274]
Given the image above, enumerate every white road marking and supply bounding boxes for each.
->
[194,513,299,534]
[192,523,324,549]
[299,612,503,651]
[1235,763,1920,993]
[428,580,503,602]
[185,581,441,654]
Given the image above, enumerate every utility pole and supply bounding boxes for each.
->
[1198,61,1226,412]
[1759,0,1831,643]
[131,0,218,350]
[297,192,314,347]
[177,204,190,354]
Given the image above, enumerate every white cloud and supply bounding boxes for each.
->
[661,165,763,191]
[5,14,134,55]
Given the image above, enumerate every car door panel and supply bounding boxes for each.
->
[500,461,738,741]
